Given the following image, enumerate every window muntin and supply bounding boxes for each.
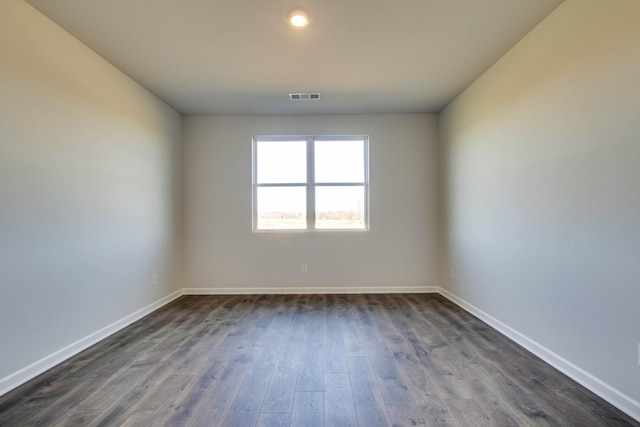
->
[253,136,369,231]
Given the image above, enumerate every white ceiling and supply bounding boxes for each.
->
[25,0,563,115]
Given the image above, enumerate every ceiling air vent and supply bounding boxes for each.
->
[289,92,321,101]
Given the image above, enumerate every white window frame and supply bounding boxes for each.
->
[252,135,369,232]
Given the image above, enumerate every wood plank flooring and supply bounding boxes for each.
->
[0,294,637,426]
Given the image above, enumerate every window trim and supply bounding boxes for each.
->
[252,135,369,232]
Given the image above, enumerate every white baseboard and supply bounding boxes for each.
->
[0,285,434,397]
[0,289,184,398]
[183,285,439,295]
[3,285,638,423]
[438,287,640,423]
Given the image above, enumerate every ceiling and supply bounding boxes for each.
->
[25,0,563,115]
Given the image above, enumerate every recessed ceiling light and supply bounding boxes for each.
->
[288,9,310,27]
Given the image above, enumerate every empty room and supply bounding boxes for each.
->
[1,0,639,425]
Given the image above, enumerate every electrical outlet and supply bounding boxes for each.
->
[152,274,158,286]
[301,264,308,274]
[450,268,455,279]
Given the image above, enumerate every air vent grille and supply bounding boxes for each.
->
[289,92,321,100]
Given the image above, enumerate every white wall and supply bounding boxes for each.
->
[184,114,438,292]
[0,0,182,388]
[440,0,640,417]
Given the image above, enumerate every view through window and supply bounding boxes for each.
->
[253,136,369,231]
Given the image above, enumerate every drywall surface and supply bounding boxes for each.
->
[0,1,182,382]
[183,114,438,291]
[440,0,640,410]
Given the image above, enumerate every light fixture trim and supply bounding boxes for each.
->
[288,9,310,27]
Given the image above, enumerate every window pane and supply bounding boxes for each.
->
[315,139,365,183]
[257,140,306,184]
[315,186,365,229]
[256,187,306,229]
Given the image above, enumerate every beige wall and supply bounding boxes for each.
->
[0,0,182,385]
[183,114,439,292]
[440,0,640,414]
[4,0,638,419]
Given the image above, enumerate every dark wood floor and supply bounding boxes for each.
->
[0,294,637,427]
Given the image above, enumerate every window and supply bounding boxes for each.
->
[252,136,369,231]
